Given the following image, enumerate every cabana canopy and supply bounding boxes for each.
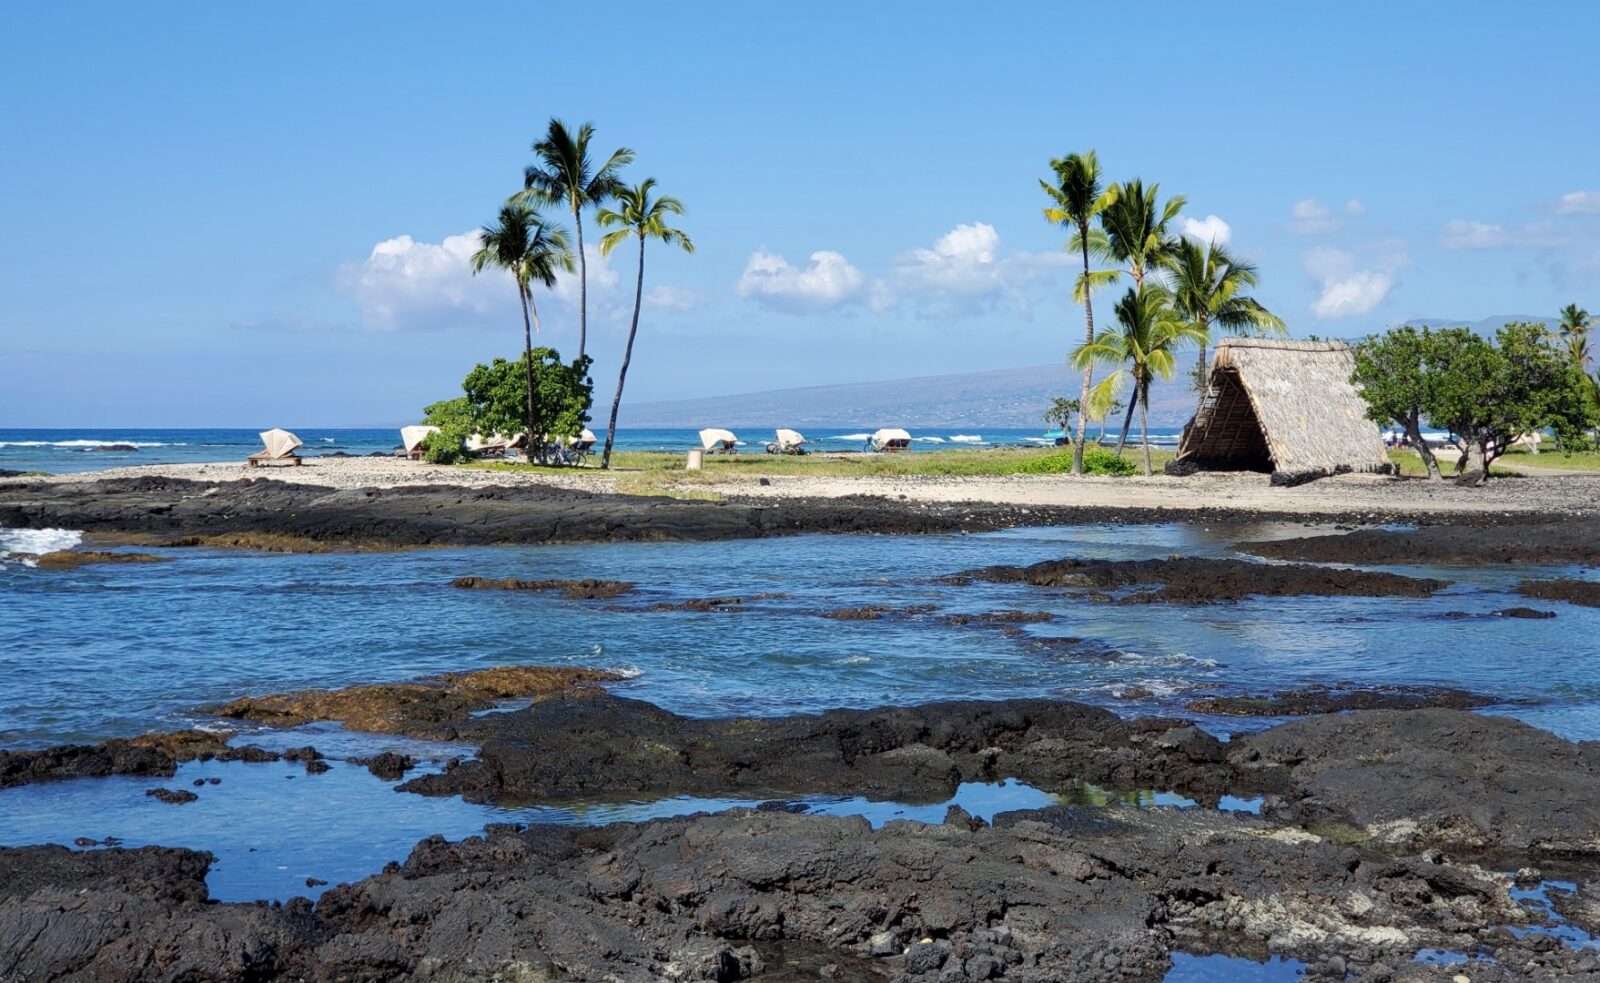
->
[1172,338,1390,483]
[258,428,302,460]
[775,428,805,449]
[699,428,737,449]
[873,428,911,444]
[400,425,439,454]
[562,429,597,449]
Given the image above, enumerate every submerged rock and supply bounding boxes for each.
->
[29,550,169,570]
[354,751,415,780]
[0,729,279,789]
[954,556,1445,603]
[144,787,198,804]
[1240,519,1600,567]
[449,576,635,599]
[200,664,623,738]
[1515,578,1600,609]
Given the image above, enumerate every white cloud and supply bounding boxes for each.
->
[736,248,865,312]
[1440,219,1572,250]
[1180,214,1232,247]
[1558,191,1600,215]
[1345,198,1367,216]
[872,222,1067,314]
[644,285,701,311]
[550,243,619,309]
[1303,246,1403,319]
[1288,198,1340,236]
[340,230,506,332]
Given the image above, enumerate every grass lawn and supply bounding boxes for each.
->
[1494,447,1600,472]
[464,445,1176,491]
[1386,449,1519,479]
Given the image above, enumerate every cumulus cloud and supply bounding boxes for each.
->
[1345,199,1367,216]
[1303,246,1404,319]
[1180,214,1232,247]
[735,248,865,312]
[340,230,502,332]
[871,222,1067,314]
[1288,198,1340,236]
[549,243,619,309]
[644,285,701,311]
[1558,191,1600,215]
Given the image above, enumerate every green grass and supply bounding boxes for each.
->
[1494,447,1600,472]
[460,445,1174,487]
[1386,449,1519,479]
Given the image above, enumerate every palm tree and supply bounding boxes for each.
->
[596,179,694,469]
[1163,237,1286,397]
[1071,285,1205,476]
[1558,303,1593,367]
[470,201,574,446]
[519,119,635,361]
[1099,179,1186,288]
[1041,151,1118,474]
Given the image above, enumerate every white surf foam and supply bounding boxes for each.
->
[0,527,83,555]
[0,440,182,448]
[949,434,984,444]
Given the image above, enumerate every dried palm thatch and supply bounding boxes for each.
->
[1172,338,1391,485]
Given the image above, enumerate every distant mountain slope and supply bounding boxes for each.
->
[622,363,1202,429]
[1401,314,1553,334]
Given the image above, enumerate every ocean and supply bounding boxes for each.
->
[0,426,1185,475]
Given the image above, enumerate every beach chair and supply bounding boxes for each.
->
[247,428,304,467]
[766,429,807,455]
[400,425,439,461]
[866,428,912,453]
[699,428,739,455]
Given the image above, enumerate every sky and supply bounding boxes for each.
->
[3,1,1598,427]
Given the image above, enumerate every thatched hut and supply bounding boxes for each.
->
[1169,338,1391,485]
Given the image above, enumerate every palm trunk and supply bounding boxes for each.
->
[1193,319,1211,413]
[1139,380,1153,476]
[519,284,536,460]
[1072,222,1094,475]
[1114,381,1138,455]
[602,235,645,469]
[528,294,547,464]
[573,201,587,362]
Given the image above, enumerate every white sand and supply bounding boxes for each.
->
[35,455,1600,517]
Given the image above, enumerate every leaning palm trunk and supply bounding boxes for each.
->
[573,205,588,362]
[602,236,645,469]
[1138,379,1153,476]
[527,295,549,464]
[519,286,537,457]
[1114,383,1139,455]
[1073,230,1095,473]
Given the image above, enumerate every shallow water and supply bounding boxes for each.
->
[2,520,1598,970]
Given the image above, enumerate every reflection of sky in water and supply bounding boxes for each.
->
[2,522,1594,748]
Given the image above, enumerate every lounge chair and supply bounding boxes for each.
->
[766,429,807,455]
[699,428,739,455]
[399,425,440,461]
[866,428,912,453]
[247,428,304,467]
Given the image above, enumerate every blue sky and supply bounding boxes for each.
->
[3,1,1598,426]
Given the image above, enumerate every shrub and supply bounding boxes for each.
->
[1007,448,1138,476]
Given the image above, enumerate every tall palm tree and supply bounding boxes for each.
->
[1071,285,1205,476]
[596,179,694,469]
[470,201,574,445]
[1163,237,1286,396]
[1041,151,1119,474]
[1099,179,1186,288]
[519,120,634,362]
[1558,303,1593,367]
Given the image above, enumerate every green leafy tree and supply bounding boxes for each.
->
[518,120,634,361]
[1163,238,1285,395]
[1042,396,1080,436]
[1040,151,1118,474]
[459,350,594,465]
[470,202,574,447]
[1071,285,1205,475]
[1099,179,1185,289]
[1423,323,1588,483]
[596,179,694,469]
[1351,326,1445,480]
[420,397,474,464]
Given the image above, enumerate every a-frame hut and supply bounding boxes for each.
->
[1170,338,1391,484]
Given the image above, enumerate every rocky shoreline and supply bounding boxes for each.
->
[6,667,1600,980]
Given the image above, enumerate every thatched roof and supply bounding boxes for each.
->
[1174,338,1389,480]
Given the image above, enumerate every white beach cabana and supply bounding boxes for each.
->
[868,428,912,452]
[699,428,739,454]
[563,429,598,452]
[400,425,440,460]
[767,429,806,455]
[248,428,304,467]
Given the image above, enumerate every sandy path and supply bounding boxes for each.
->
[29,455,1600,518]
